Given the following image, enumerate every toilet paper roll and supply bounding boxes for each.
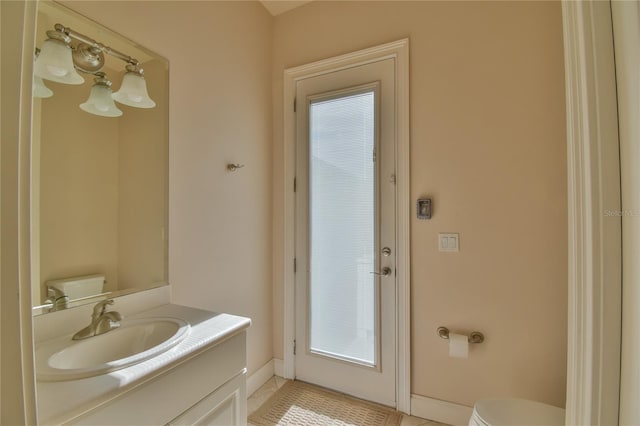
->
[449,333,469,358]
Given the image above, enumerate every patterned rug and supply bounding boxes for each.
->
[248,380,402,426]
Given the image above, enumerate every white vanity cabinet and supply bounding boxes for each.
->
[74,333,247,426]
[35,304,250,426]
[168,371,246,425]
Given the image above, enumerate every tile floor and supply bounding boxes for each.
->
[247,376,450,426]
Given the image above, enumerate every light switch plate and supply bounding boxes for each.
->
[438,233,459,252]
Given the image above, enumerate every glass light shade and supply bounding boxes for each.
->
[80,84,122,117]
[34,39,84,85]
[112,72,156,108]
[33,75,54,98]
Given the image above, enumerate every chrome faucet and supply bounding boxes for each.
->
[72,299,122,340]
[45,287,69,312]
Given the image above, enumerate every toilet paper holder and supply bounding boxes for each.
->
[437,326,484,344]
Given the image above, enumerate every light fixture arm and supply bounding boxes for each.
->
[54,23,139,67]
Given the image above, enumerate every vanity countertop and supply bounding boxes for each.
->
[36,303,251,425]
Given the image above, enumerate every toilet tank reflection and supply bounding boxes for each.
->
[44,274,106,312]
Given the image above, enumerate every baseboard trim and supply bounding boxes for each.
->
[274,358,284,377]
[247,359,275,397]
[411,394,473,426]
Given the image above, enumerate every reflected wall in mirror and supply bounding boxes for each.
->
[31,1,169,315]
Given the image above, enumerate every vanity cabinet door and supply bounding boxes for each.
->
[70,332,247,425]
[167,372,246,426]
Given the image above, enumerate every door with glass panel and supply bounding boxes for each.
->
[294,58,396,406]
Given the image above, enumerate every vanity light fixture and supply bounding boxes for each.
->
[34,30,84,85]
[33,49,54,98]
[79,73,123,117]
[34,23,156,115]
[112,64,156,108]
[33,75,54,98]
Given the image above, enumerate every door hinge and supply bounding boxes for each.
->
[294,177,297,193]
[294,98,297,112]
[294,257,297,273]
[373,148,377,163]
[293,339,297,355]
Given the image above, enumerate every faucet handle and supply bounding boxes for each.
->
[92,299,114,319]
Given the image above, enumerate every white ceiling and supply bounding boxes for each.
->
[260,0,313,16]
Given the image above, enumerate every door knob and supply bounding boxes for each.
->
[371,267,392,277]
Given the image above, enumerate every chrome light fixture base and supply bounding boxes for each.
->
[45,29,71,45]
[72,43,105,73]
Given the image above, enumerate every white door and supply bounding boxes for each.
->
[294,58,396,407]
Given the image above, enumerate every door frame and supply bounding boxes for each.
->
[282,39,410,413]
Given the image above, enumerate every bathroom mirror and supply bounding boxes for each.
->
[31,1,169,315]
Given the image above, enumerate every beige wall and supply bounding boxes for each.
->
[36,63,169,300]
[272,1,567,407]
[117,59,169,290]
[33,0,566,410]
[39,77,120,296]
[60,1,275,377]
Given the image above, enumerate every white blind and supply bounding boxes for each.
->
[308,91,376,365]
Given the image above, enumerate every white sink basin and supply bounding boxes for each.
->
[36,317,190,381]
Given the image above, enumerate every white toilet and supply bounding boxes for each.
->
[469,398,565,426]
